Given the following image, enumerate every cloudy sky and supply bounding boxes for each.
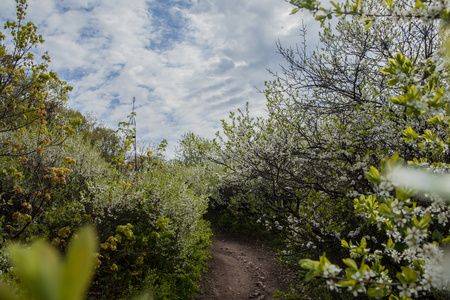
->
[1,0,319,158]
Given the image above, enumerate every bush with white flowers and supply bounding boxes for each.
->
[286,0,450,298]
[206,0,450,298]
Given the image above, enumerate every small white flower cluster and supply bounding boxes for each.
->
[347,227,361,238]
[420,258,450,290]
[398,282,421,298]
[404,226,428,246]
[326,279,340,291]
[323,262,342,277]
[369,200,448,292]
[365,249,383,262]
[306,241,317,249]
[377,175,395,197]
[343,159,449,295]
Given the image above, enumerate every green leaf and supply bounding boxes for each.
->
[315,15,327,21]
[402,127,419,140]
[366,166,381,184]
[418,214,431,229]
[304,269,320,281]
[391,95,406,105]
[380,66,396,75]
[395,53,406,66]
[330,1,340,9]
[378,203,392,215]
[395,186,415,201]
[299,259,315,270]
[368,286,389,297]
[337,279,356,287]
[341,240,349,248]
[388,78,399,86]
[385,238,395,249]
[413,260,425,269]
[60,225,98,300]
[342,258,358,270]
[319,253,331,266]
[360,237,367,249]
[8,241,62,300]
[421,129,437,141]
[440,9,450,21]
[443,235,450,244]
[396,267,418,284]
[384,0,394,7]
[364,22,371,30]
[432,230,444,242]
[5,226,99,300]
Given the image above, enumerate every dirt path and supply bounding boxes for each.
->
[193,232,296,300]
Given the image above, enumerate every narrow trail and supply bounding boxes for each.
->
[193,232,296,300]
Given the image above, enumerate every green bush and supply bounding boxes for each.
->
[0,3,212,299]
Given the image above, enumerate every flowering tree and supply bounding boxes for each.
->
[215,0,435,245]
[283,0,450,298]
[206,0,450,298]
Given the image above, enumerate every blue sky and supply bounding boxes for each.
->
[1,0,319,158]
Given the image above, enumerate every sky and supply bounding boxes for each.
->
[0,0,319,158]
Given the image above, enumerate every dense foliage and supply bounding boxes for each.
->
[189,0,450,298]
[0,1,212,299]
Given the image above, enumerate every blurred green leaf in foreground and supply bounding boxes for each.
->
[0,226,97,300]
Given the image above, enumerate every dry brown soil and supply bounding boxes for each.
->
[193,231,297,300]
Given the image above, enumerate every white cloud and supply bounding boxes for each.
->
[2,0,319,158]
